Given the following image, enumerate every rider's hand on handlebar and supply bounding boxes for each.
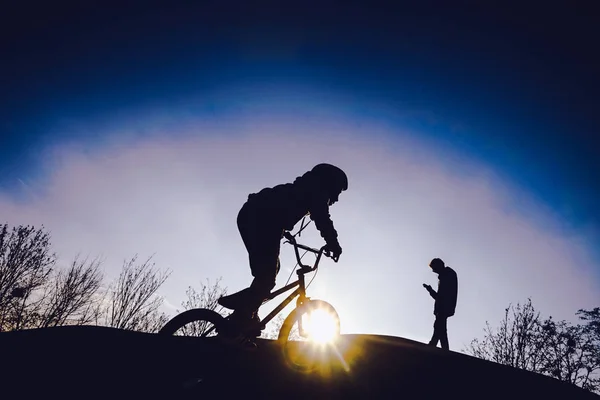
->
[325,241,342,262]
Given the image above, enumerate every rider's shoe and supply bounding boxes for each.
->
[218,288,254,310]
[217,295,236,310]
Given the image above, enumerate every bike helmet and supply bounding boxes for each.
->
[310,163,348,194]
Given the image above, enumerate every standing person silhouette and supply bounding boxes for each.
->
[423,258,458,350]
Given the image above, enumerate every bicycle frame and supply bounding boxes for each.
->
[189,231,331,339]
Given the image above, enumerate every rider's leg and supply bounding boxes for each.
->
[240,243,280,323]
[247,264,279,315]
[228,200,282,323]
[225,266,278,333]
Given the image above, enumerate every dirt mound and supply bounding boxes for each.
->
[1,326,597,399]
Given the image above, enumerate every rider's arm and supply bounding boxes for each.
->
[307,196,339,247]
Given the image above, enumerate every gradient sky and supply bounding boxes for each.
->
[1,1,599,350]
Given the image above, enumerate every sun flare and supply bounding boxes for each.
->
[305,308,339,344]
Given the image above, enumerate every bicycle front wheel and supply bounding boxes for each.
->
[159,308,226,337]
[277,299,341,371]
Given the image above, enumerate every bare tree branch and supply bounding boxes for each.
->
[0,224,55,331]
[173,277,228,336]
[467,299,600,394]
[105,254,171,332]
[37,256,103,328]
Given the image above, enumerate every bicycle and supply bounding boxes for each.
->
[158,229,341,370]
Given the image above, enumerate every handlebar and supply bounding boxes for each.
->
[282,231,336,273]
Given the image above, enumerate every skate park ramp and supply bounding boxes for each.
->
[1,326,597,399]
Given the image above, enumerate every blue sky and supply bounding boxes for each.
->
[3,2,598,231]
[1,1,599,347]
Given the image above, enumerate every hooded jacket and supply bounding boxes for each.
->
[245,170,340,247]
[433,266,458,317]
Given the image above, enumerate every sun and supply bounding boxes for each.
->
[304,308,339,344]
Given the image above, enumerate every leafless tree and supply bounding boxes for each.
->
[104,254,171,332]
[537,308,600,393]
[467,298,600,394]
[580,308,600,393]
[467,298,549,371]
[0,224,55,331]
[37,256,104,328]
[0,223,179,334]
[180,277,227,312]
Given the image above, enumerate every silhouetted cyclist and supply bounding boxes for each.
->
[218,163,348,337]
[423,258,458,350]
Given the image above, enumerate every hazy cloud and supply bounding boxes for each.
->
[1,113,598,350]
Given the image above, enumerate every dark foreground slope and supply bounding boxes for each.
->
[0,326,597,400]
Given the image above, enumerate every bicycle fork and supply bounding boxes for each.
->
[295,272,311,338]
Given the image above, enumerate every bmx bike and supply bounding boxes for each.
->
[158,230,341,370]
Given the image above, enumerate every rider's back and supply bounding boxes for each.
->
[246,172,337,241]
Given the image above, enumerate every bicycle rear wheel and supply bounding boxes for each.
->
[159,308,226,337]
[277,299,341,372]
